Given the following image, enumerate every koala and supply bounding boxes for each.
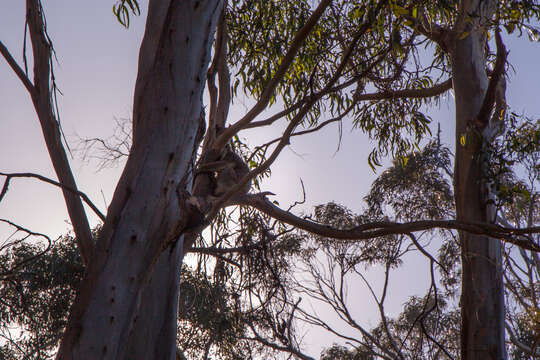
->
[214,147,251,196]
[196,146,251,197]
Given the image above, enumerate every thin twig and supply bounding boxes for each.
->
[0,172,105,221]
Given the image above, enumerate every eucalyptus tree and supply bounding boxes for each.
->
[0,1,539,360]
[222,2,540,359]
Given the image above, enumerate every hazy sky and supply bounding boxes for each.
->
[1,1,539,357]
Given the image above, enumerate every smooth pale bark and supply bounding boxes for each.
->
[451,1,505,359]
[56,1,221,359]
[125,240,184,359]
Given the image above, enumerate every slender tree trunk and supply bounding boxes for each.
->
[452,1,506,359]
[56,1,221,359]
[26,0,94,265]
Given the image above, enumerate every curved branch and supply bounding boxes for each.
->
[234,193,540,251]
[401,11,451,52]
[406,232,447,273]
[0,172,106,221]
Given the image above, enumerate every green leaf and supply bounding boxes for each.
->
[510,9,520,21]
[391,5,409,17]
[401,156,408,167]
[504,23,515,34]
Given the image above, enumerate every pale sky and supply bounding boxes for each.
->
[1,1,539,357]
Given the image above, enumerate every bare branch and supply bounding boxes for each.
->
[0,40,35,95]
[406,232,447,273]
[0,172,106,221]
[243,322,316,360]
[234,193,540,251]
[243,99,307,130]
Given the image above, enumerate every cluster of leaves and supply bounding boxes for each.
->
[0,234,83,359]
[365,139,454,221]
[485,114,539,221]
[320,344,374,360]
[112,0,140,28]
[227,0,451,169]
[498,0,540,40]
[177,268,248,360]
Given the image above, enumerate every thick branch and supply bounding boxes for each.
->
[235,194,540,251]
[215,4,231,131]
[26,0,94,264]
[205,3,228,147]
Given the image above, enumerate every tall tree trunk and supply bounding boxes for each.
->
[56,1,221,359]
[452,1,506,359]
[125,240,184,359]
